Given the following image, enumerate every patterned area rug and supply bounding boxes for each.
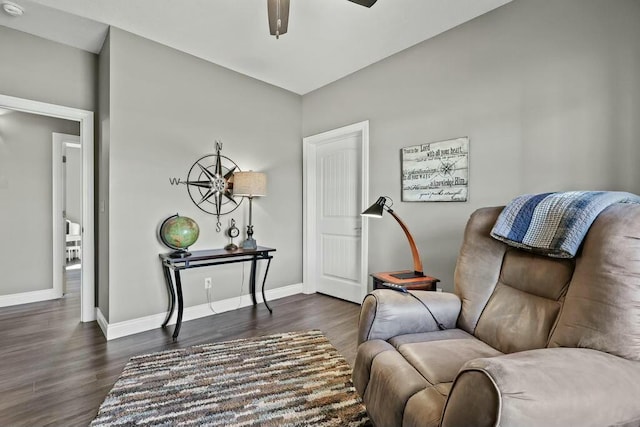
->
[91,330,371,426]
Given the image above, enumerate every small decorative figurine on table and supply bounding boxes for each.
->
[224,218,240,251]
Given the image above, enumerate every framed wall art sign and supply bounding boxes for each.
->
[401,137,469,202]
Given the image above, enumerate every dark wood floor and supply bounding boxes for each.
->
[0,271,362,426]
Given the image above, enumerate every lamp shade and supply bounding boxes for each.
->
[233,171,267,197]
[361,196,386,217]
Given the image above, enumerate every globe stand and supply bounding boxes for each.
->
[168,249,192,259]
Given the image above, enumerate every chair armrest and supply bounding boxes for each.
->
[357,289,461,345]
[442,348,640,427]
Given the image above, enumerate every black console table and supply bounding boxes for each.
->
[159,246,276,341]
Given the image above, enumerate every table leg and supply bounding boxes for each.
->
[161,264,175,328]
[261,257,273,313]
[172,270,184,341]
[249,256,258,306]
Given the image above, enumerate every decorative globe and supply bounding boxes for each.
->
[160,214,199,256]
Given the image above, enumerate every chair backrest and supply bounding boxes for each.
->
[454,204,640,360]
[548,204,640,361]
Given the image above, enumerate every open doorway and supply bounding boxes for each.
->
[0,94,95,322]
[54,133,83,294]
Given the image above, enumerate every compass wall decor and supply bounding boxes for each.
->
[169,140,243,231]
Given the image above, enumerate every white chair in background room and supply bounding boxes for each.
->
[65,220,82,262]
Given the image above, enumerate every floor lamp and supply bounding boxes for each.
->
[361,196,425,279]
[233,171,267,250]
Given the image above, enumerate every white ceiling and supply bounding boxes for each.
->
[2,0,512,94]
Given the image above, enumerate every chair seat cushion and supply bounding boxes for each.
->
[398,336,503,385]
[355,329,503,427]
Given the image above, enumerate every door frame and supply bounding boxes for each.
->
[0,94,95,322]
[302,121,370,303]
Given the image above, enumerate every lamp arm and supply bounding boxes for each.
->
[387,209,424,275]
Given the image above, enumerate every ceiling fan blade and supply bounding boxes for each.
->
[268,0,289,38]
[347,0,378,7]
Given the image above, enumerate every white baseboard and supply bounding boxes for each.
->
[96,307,109,337]
[0,288,60,308]
[98,283,303,341]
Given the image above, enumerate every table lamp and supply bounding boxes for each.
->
[233,171,267,250]
[361,196,425,279]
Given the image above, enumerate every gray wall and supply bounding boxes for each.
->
[0,26,96,301]
[103,28,302,323]
[2,0,639,324]
[302,0,640,291]
[0,26,97,112]
[0,110,79,295]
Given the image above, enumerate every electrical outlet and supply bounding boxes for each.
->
[204,278,212,289]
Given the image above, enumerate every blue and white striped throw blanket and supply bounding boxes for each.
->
[491,191,640,258]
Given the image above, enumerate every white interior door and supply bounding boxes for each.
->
[52,134,65,299]
[303,121,369,304]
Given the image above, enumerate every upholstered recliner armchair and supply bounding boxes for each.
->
[353,205,640,427]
